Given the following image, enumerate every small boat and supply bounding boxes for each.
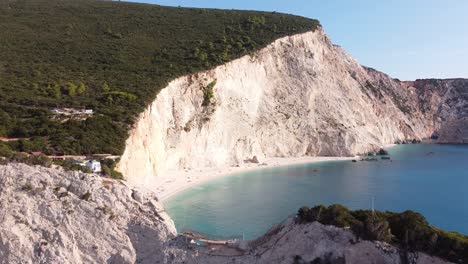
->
[360,158,378,162]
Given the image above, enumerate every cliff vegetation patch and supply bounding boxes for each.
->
[202,80,217,107]
[298,205,468,263]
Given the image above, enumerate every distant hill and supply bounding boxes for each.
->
[0,0,319,155]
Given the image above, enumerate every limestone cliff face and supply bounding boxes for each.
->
[402,79,468,143]
[0,164,178,264]
[117,28,466,187]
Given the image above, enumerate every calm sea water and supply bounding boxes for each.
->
[164,144,468,240]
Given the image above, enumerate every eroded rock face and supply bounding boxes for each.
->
[0,164,452,264]
[0,163,178,264]
[402,79,468,143]
[118,29,444,187]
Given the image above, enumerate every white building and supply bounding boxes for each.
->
[52,108,94,116]
[86,160,102,173]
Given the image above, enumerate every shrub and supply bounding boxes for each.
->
[0,143,13,158]
[81,192,91,201]
[248,16,266,26]
[102,165,112,177]
[21,183,33,191]
[77,82,86,95]
[202,80,217,106]
[110,170,124,180]
[101,159,124,180]
[297,205,468,263]
[55,159,90,173]
[11,152,29,163]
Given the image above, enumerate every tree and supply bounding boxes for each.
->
[30,155,52,167]
[102,164,112,176]
[202,80,216,106]
[0,143,13,158]
[0,126,7,137]
[208,42,214,50]
[102,83,110,92]
[247,16,266,30]
[199,52,208,63]
[221,50,230,62]
[111,170,124,180]
[77,82,86,95]
[193,47,200,57]
[52,84,61,99]
[65,82,77,96]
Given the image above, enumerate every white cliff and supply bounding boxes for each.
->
[0,163,178,263]
[118,29,433,187]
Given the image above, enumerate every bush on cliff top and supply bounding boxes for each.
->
[297,205,468,263]
[0,143,13,158]
[0,0,320,155]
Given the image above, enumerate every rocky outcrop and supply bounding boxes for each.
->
[0,164,452,264]
[437,119,468,143]
[402,79,468,143]
[0,163,178,263]
[118,29,445,187]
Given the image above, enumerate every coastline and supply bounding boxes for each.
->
[157,156,357,202]
[156,144,398,201]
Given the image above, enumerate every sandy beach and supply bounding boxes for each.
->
[155,144,399,201]
[157,156,358,201]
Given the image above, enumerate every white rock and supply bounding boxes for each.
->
[131,190,145,204]
[0,163,177,264]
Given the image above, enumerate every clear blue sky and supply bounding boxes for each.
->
[124,0,468,80]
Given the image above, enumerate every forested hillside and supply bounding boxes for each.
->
[0,0,319,155]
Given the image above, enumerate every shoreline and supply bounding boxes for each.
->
[157,156,357,202]
[156,144,398,201]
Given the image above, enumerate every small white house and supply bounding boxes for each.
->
[86,160,102,173]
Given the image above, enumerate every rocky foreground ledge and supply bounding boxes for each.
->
[0,164,452,263]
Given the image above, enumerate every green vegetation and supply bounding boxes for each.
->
[0,0,319,155]
[202,80,217,107]
[21,183,33,191]
[53,159,91,173]
[101,159,124,180]
[98,205,115,220]
[298,205,468,263]
[4,138,52,154]
[0,143,13,158]
[1,149,53,167]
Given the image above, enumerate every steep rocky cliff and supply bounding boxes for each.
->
[118,28,468,187]
[0,164,178,263]
[402,79,468,143]
[0,164,452,264]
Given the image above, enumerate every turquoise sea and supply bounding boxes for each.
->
[164,144,468,240]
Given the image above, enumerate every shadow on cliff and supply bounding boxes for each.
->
[125,223,170,264]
